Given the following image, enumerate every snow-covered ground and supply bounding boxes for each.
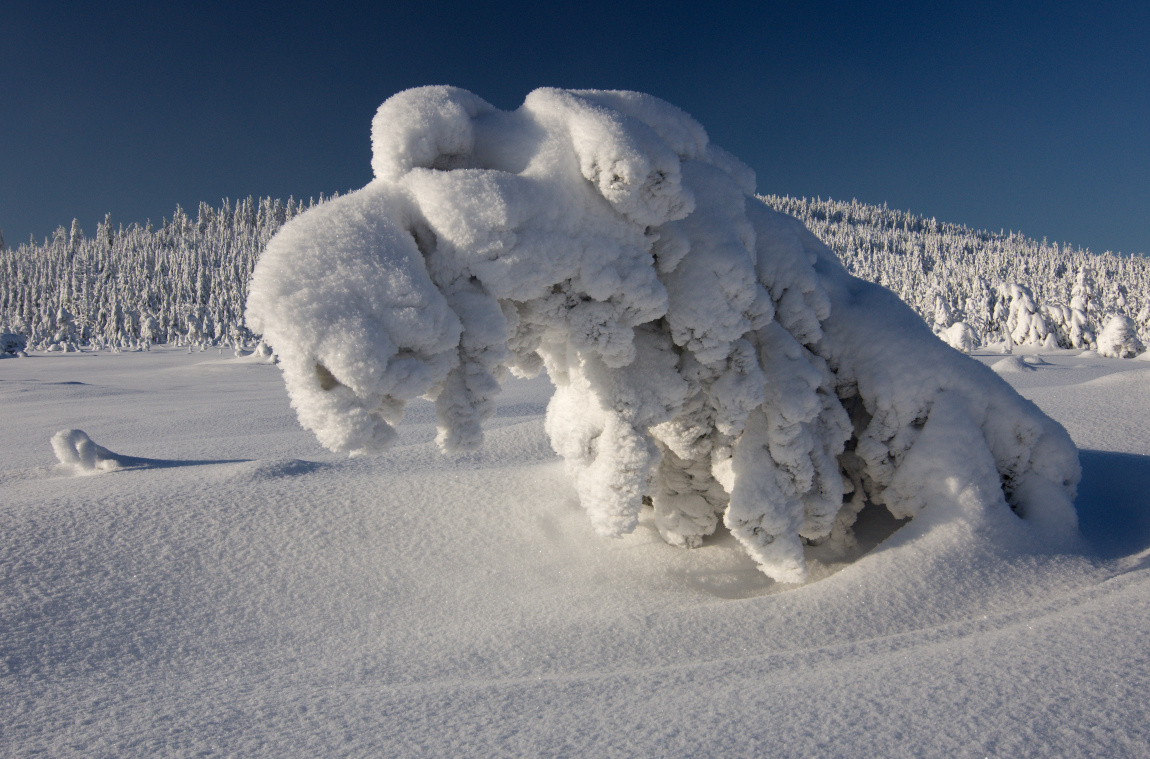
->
[2,346,1149,757]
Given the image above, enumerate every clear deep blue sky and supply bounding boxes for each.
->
[3,1,1148,255]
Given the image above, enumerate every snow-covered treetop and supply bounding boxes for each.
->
[247,87,1081,582]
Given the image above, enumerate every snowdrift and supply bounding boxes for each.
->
[246,87,1080,581]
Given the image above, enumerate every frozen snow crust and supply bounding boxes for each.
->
[246,86,1080,582]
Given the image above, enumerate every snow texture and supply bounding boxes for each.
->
[247,87,1080,581]
[4,347,1150,757]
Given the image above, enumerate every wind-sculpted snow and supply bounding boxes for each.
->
[51,429,131,473]
[246,87,1081,581]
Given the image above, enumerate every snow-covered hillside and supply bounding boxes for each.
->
[762,195,1150,353]
[0,198,318,351]
[1,193,1146,357]
[2,347,1148,756]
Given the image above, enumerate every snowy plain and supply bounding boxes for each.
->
[2,345,1149,757]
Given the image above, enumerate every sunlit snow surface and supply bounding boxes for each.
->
[2,347,1148,757]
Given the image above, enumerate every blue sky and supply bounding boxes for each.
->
[3,1,1147,254]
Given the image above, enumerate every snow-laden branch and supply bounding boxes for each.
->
[246,87,1080,581]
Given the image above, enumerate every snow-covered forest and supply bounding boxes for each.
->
[761,195,1149,356]
[0,196,326,351]
[1,192,1147,357]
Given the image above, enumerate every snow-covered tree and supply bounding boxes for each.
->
[1043,303,1094,350]
[1136,304,1150,346]
[938,322,977,353]
[995,284,1053,347]
[1097,314,1145,358]
[246,86,1081,582]
[1,331,26,354]
[69,218,84,254]
[1071,267,1096,324]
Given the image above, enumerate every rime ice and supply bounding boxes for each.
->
[246,86,1081,581]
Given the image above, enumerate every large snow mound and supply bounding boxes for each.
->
[246,86,1080,582]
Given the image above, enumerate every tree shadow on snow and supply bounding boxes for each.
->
[675,450,1148,599]
[1076,450,1150,559]
[50,428,250,474]
[106,455,253,470]
[677,502,911,600]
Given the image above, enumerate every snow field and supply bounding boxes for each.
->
[2,348,1149,756]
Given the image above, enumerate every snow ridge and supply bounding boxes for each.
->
[246,86,1080,581]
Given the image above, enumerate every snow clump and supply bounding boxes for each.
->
[51,429,131,473]
[246,86,1081,582]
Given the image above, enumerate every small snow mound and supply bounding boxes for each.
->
[991,355,1034,374]
[51,429,128,473]
[1021,354,1051,366]
[253,340,276,363]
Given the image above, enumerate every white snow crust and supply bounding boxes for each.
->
[247,87,1080,582]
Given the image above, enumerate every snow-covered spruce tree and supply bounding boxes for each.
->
[995,283,1056,349]
[1137,304,1150,347]
[1043,302,1094,350]
[937,321,977,354]
[246,87,1081,581]
[1097,314,1145,358]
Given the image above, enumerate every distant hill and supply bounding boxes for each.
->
[1,194,1146,355]
[760,195,1148,354]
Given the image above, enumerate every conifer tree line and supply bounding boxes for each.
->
[0,195,333,352]
[761,195,1149,356]
[1,193,1146,356]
